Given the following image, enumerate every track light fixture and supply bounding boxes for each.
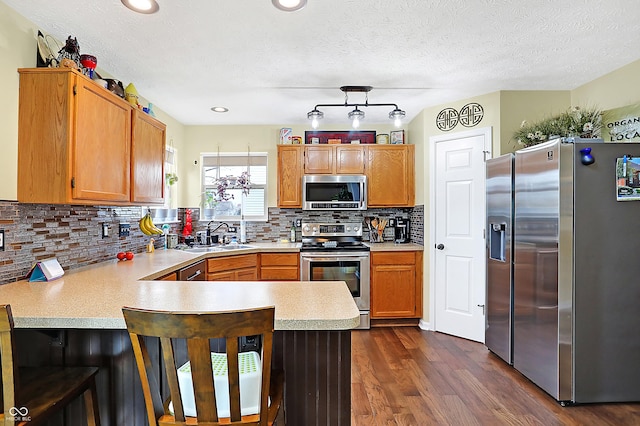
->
[307,86,406,129]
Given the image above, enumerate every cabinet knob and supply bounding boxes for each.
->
[435,243,445,250]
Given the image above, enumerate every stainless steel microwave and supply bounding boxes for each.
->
[302,175,367,210]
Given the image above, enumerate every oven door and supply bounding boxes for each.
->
[300,252,370,329]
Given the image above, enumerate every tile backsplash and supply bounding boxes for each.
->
[0,201,424,285]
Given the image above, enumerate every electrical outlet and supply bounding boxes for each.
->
[0,229,4,251]
[119,223,130,237]
[295,219,302,227]
[102,223,109,238]
[228,226,237,233]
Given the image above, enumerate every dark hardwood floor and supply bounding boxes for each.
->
[351,327,640,425]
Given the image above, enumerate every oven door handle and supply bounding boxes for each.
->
[300,254,368,261]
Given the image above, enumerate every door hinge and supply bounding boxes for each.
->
[71,177,75,188]
[73,85,77,96]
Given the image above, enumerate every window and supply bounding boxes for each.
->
[201,152,268,221]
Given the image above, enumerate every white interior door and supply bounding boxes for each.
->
[430,127,491,343]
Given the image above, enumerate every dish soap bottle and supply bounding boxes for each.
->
[290,222,296,243]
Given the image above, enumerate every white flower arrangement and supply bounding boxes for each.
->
[513,106,602,147]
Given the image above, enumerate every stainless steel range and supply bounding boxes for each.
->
[299,222,370,329]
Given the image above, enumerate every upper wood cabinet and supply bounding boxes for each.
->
[304,145,365,174]
[277,143,415,208]
[17,68,165,205]
[277,145,303,208]
[365,145,415,207]
[131,110,166,204]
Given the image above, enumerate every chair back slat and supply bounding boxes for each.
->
[128,332,165,425]
[186,337,218,422]
[122,306,278,426]
[160,336,185,422]
[225,336,242,422]
[0,305,18,414]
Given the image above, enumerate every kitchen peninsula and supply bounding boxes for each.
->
[0,248,359,425]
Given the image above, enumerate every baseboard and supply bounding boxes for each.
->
[418,319,431,330]
[370,318,420,327]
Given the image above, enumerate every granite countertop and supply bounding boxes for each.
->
[0,244,359,331]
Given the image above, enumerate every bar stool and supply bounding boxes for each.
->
[0,304,100,425]
[122,305,284,426]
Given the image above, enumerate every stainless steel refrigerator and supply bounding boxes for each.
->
[485,153,514,365]
[513,137,640,404]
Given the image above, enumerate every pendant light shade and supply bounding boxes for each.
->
[307,108,324,129]
[348,107,365,129]
[307,86,406,129]
[389,107,406,127]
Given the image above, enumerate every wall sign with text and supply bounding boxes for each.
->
[436,103,484,131]
[602,103,640,142]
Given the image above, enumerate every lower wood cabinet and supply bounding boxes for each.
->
[370,251,423,319]
[259,253,299,280]
[207,254,258,281]
[156,271,177,281]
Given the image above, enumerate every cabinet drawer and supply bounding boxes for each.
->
[260,253,299,267]
[371,251,416,265]
[260,267,299,281]
[207,254,258,273]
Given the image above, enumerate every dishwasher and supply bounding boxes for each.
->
[177,260,206,281]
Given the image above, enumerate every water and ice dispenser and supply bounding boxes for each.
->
[489,223,507,261]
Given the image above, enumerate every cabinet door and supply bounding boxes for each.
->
[236,268,259,281]
[207,271,236,281]
[156,272,177,280]
[74,78,131,202]
[366,145,415,207]
[371,263,417,318]
[277,145,303,208]
[335,146,365,174]
[131,110,166,204]
[304,146,334,174]
[371,251,422,319]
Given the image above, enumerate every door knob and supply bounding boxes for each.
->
[436,243,444,250]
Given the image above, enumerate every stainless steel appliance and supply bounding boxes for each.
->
[512,138,640,403]
[178,260,206,281]
[394,217,411,243]
[302,175,367,210]
[300,222,370,329]
[485,153,514,365]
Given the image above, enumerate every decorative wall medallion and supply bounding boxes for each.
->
[436,108,459,131]
[459,103,484,127]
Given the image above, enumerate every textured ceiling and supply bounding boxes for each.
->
[4,0,640,126]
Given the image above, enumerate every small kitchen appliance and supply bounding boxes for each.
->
[394,217,411,243]
[299,222,370,329]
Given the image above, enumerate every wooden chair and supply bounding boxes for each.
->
[122,306,284,426]
[0,304,100,426]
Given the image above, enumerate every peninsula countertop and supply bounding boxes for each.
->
[0,246,360,331]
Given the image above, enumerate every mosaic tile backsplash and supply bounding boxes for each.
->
[0,201,424,285]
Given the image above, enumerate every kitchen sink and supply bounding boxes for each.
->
[183,244,254,253]
[183,246,225,253]
[219,244,254,250]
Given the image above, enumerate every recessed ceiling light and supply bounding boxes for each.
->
[272,0,307,12]
[211,107,229,113]
[121,0,159,14]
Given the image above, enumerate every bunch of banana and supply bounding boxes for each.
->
[139,213,164,236]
